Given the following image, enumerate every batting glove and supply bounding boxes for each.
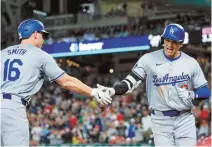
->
[176,87,196,100]
[97,84,115,97]
[91,88,112,105]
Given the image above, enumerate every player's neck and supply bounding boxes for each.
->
[20,40,40,48]
[20,39,34,45]
[163,50,181,61]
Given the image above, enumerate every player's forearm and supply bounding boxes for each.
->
[114,72,143,95]
[61,76,93,97]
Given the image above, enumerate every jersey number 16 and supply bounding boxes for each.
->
[3,59,23,81]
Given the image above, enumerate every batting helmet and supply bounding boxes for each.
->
[161,24,185,43]
[18,19,49,40]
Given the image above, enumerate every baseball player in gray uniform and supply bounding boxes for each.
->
[1,19,112,146]
[97,24,211,146]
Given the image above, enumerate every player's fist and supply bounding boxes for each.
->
[97,84,115,97]
[91,88,112,105]
[176,87,195,100]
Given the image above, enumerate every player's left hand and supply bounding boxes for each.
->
[176,87,195,100]
[91,88,112,105]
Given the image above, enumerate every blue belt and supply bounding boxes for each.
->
[2,93,27,106]
[151,110,182,117]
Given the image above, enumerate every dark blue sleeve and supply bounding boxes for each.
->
[194,85,211,99]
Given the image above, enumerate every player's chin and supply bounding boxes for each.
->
[165,49,175,57]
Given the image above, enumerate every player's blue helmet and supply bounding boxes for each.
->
[161,24,185,43]
[18,19,49,40]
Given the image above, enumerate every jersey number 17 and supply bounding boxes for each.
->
[3,59,23,81]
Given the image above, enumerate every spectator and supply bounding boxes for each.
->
[134,123,144,143]
[141,105,152,141]
[116,119,127,139]
[40,124,51,144]
[31,122,42,145]
[106,122,118,142]
[88,125,100,143]
[126,118,136,143]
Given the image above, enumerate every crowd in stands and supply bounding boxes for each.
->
[45,13,210,46]
[105,1,128,17]
[28,53,211,146]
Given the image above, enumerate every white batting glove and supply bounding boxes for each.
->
[176,87,196,101]
[97,84,115,97]
[91,88,112,105]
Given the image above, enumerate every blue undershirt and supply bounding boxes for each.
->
[163,50,181,62]
[194,85,211,99]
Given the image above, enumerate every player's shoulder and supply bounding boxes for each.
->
[141,49,163,59]
[1,45,20,56]
[149,49,163,56]
[180,51,200,67]
[22,44,52,59]
[180,51,198,63]
[1,45,19,52]
[26,45,52,58]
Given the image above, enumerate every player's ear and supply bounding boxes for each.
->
[32,32,38,40]
[34,32,38,39]
[178,42,183,48]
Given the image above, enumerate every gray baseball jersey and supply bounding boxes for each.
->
[132,49,207,111]
[1,44,65,102]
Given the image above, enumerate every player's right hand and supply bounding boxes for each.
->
[97,84,115,97]
[91,88,112,105]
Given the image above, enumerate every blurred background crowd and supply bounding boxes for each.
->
[1,0,211,146]
[45,13,210,45]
